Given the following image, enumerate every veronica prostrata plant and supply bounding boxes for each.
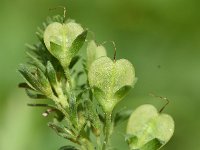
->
[18,12,174,150]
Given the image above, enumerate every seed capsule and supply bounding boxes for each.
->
[44,21,87,68]
[126,104,174,150]
[88,56,135,113]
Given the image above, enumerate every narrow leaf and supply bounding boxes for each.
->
[69,94,78,127]
[26,52,46,72]
[141,138,163,150]
[114,85,132,101]
[48,122,75,140]
[114,110,132,126]
[27,103,50,107]
[18,82,35,90]
[46,61,57,86]
[18,64,41,91]
[69,30,87,57]
[36,68,52,95]
[25,89,47,99]
[69,56,80,69]
[85,100,101,136]
[59,146,78,150]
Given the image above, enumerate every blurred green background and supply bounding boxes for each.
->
[0,0,200,149]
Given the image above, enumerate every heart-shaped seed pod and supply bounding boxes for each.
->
[86,40,107,70]
[88,56,135,113]
[126,104,174,150]
[44,21,87,68]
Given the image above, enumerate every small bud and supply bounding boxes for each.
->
[88,57,135,113]
[126,104,174,150]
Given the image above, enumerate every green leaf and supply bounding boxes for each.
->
[84,100,101,136]
[36,67,52,95]
[69,94,78,127]
[141,138,163,150]
[48,122,75,140]
[126,104,174,150]
[88,57,135,113]
[69,55,80,69]
[46,61,57,86]
[69,30,87,58]
[82,59,88,73]
[27,41,63,74]
[19,64,52,96]
[114,85,132,100]
[59,146,78,150]
[114,110,132,126]
[55,110,65,122]
[18,82,35,90]
[18,64,41,91]
[26,52,46,72]
[25,89,47,99]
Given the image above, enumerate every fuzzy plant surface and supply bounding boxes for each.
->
[18,14,174,150]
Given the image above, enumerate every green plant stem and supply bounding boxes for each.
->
[64,68,94,150]
[64,68,79,128]
[102,113,112,150]
[55,83,69,108]
[97,136,101,150]
[64,68,72,89]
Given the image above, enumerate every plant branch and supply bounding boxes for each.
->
[102,113,112,150]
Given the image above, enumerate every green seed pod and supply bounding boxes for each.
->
[88,57,135,113]
[44,21,87,68]
[126,104,174,150]
[86,40,107,70]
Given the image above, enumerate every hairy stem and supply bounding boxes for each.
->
[97,136,102,150]
[64,68,72,89]
[102,113,112,150]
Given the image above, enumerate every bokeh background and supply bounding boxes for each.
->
[0,0,200,149]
